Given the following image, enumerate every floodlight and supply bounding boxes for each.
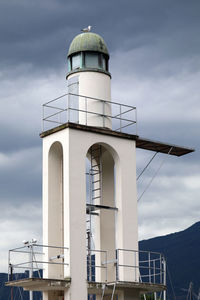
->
[22,240,29,245]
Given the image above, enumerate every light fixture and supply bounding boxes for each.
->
[22,240,29,245]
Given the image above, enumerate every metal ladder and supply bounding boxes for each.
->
[87,145,102,286]
[90,144,102,207]
[87,144,102,249]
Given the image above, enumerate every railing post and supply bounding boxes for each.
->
[103,100,105,127]
[8,251,10,281]
[116,249,119,281]
[153,259,155,283]
[85,97,87,126]
[148,252,151,283]
[105,251,108,282]
[59,108,61,125]
[68,93,70,122]
[120,105,122,132]
[135,251,136,281]
[135,108,137,135]
[163,257,166,285]
[163,257,167,300]
[160,254,162,284]
[30,244,33,278]
[42,105,44,132]
[29,244,33,300]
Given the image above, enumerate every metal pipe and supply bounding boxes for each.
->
[29,244,33,300]
[148,252,151,283]
[103,100,105,127]
[116,249,119,281]
[85,97,87,125]
[120,105,122,132]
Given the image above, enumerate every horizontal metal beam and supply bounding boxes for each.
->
[86,204,118,211]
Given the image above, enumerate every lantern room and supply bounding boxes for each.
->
[67,32,110,77]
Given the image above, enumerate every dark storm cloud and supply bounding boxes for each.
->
[0,146,42,201]
[0,0,200,271]
[1,0,200,72]
[0,125,40,153]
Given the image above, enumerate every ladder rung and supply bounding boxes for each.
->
[91,164,100,168]
[92,188,101,192]
[91,156,100,160]
[91,172,101,176]
[90,167,100,171]
[92,196,101,200]
[93,180,100,184]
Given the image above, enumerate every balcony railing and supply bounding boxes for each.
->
[8,244,69,282]
[42,93,137,134]
[87,249,108,282]
[8,245,166,286]
[116,249,166,285]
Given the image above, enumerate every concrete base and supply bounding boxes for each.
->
[88,281,166,295]
[5,278,70,291]
[7,279,166,300]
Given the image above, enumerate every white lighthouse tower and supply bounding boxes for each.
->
[42,31,139,300]
[6,31,194,300]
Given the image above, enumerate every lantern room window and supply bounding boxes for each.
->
[72,53,81,70]
[68,52,109,73]
[85,52,99,68]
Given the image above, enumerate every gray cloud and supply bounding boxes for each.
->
[1,0,200,72]
[0,0,199,272]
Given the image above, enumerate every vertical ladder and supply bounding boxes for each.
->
[90,145,102,207]
[87,145,102,285]
[87,144,102,248]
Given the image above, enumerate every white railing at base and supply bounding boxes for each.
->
[87,249,108,282]
[116,249,166,285]
[8,246,166,286]
[8,244,69,282]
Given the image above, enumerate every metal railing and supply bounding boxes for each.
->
[42,93,137,134]
[8,244,69,281]
[87,249,108,282]
[116,249,166,285]
[8,245,166,286]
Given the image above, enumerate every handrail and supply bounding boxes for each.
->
[116,248,166,285]
[8,244,69,282]
[42,93,137,134]
[87,248,108,283]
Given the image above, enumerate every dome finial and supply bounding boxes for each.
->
[81,25,92,33]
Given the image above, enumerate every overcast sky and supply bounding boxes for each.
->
[0,0,200,272]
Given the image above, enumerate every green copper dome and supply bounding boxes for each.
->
[68,32,109,57]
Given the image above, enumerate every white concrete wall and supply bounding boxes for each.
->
[94,148,116,282]
[48,142,64,279]
[43,142,64,280]
[43,128,87,300]
[42,126,138,300]
[68,72,112,128]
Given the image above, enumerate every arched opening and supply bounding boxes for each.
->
[86,143,118,284]
[48,141,64,279]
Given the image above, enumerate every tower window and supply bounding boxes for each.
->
[68,58,72,72]
[102,56,106,70]
[85,52,99,68]
[72,53,81,70]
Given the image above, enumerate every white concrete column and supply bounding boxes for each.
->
[100,149,116,282]
[63,129,87,300]
[68,72,112,128]
[115,141,138,282]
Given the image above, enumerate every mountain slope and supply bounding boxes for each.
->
[139,221,200,300]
